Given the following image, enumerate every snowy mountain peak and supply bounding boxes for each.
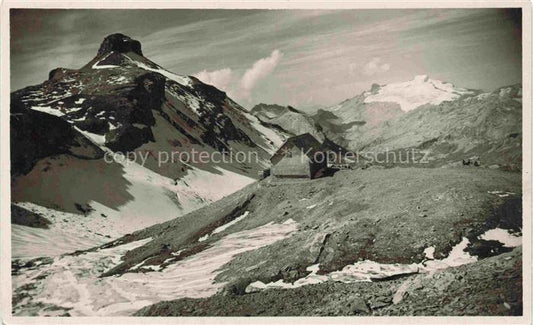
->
[364,75,476,112]
[97,33,143,56]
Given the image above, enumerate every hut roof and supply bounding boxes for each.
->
[270,133,323,165]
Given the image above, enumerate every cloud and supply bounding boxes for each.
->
[194,68,234,92]
[10,10,521,106]
[239,50,283,99]
[193,50,283,102]
[362,57,391,76]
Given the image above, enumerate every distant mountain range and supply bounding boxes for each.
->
[250,76,522,170]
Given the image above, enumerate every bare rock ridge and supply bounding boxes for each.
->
[250,103,326,142]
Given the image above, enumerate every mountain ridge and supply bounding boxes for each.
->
[10,33,287,257]
[247,77,521,170]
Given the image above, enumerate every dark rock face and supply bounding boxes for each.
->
[370,83,381,94]
[129,72,167,120]
[14,69,166,156]
[200,109,256,152]
[59,71,165,152]
[105,125,155,152]
[97,33,143,56]
[11,204,51,229]
[10,95,104,176]
[189,77,227,105]
[75,115,110,134]
[465,240,513,258]
[48,67,77,81]
[98,51,127,66]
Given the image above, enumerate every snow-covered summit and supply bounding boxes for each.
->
[363,75,476,112]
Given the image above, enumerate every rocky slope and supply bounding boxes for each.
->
[135,247,522,316]
[10,34,286,258]
[357,84,522,170]
[12,167,521,316]
[250,103,324,141]
[248,76,522,171]
[311,78,521,170]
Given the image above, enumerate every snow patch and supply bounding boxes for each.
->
[11,202,122,259]
[13,221,297,316]
[91,52,118,70]
[424,247,435,259]
[74,126,106,145]
[488,190,516,198]
[171,250,185,257]
[475,93,491,100]
[67,106,84,113]
[109,122,120,130]
[12,237,153,316]
[480,228,521,247]
[213,211,250,235]
[175,92,202,113]
[423,237,477,270]
[364,75,475,112]
[246,229,521,293]
[14,141,255,259]
[244,113,285,154]
[176,166,256,203]
[123,54,192,87]
[198,234,209,242]
[199,211,251,242]
[30,106,64,117]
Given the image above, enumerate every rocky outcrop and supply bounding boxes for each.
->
[130,72,167,115]
[105,125,155,152]
[97,33,143,56]
[10,96,104,176]
[250,103,325,141]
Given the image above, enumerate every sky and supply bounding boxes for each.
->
[10,9,522,111]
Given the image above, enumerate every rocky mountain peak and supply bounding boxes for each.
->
[97,33,143,57]
[12,32,283,178]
